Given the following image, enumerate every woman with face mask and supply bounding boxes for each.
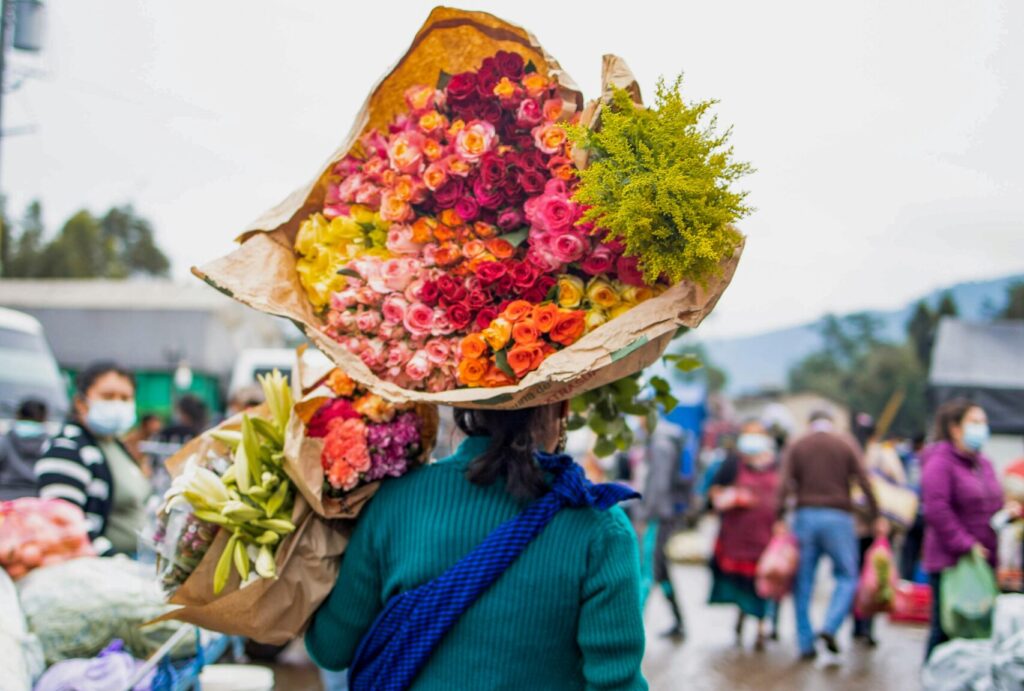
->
[921,399,1009,659]
[707,419,781,650]
[35,361,151,556]
[0,399,49,501]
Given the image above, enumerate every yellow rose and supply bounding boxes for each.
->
[492,77,517,99]
[556,275,584,309]
[482,317,513,352]
[418,111,447,134]
[608,303,633,320]
[620,284,654,306]
[586,278,620,310]
[522,73,549,98]
[584,309,607,332]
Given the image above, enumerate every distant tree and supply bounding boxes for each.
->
[666,342,729,393]
[2,200,170,279]
[936,291,959,319]
[906,301,935,368]
[846,344,927,438]
[999,282,1024,320]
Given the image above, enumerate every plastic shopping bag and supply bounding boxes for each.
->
[854,535,898,618]
[941,549,999,640]
[755,533,799,600]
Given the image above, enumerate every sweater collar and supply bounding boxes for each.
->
[439,436,491,466]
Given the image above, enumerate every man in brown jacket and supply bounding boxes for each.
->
[776,410,881,660]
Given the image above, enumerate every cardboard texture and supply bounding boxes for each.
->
[193,6,743,409]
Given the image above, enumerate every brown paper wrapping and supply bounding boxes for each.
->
[154,401,348,643]
[193,7,743,410]
[283,346,439,518]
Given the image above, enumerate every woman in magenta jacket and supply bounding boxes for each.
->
[921,399,1004,659]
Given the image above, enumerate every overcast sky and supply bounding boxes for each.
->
[4,0,1023,338]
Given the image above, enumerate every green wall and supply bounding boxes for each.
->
[62,368,222,421]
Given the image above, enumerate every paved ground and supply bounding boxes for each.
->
[263,559,928,690]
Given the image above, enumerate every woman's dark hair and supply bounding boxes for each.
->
[76,361,135,399]
[934,398,978,443]
[454,407,551,501]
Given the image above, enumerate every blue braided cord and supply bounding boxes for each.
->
[348,452,640,691]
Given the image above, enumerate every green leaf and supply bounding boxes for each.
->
[500,228,529,247]
[250,417,284,448]
[650,377,672,396]
[336,267,361,279]
[494,349,515,379]
[674,354,704,372]
[593,437,617,458]
[587,414,608,435]
[524,60,537,74]
[437,70,452,90]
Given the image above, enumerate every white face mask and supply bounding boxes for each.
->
[86,399,137,437]
[737,433,773,457]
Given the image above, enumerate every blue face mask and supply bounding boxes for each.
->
[737,433,773,457]
[13,420,46,438]
[962,423,989,452]
[85,399,137,438]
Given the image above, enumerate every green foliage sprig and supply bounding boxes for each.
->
[566,77,751,285]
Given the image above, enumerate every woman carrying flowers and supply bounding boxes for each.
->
[307,403,647,690]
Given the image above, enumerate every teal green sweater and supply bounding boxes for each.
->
[306,436,647,690]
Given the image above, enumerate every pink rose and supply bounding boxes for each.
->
[330,289,358,311]
[355,311,382,333]
[387,131,425,174]
[387,224,423,256]
[385,342,413,368]
[380,258,418,292]
[326,309,356,332]
[360,131,389,159]
[424,338,450,365]
[381,294,409,324]
[431,309,455,337]
[354,184,381,207]
[403,302,435,338]
[323,203,348,219]
[356,286,381,305]
[405,349,431,381]
[515,98,544,128]
[454,120,497,162]
[379,189,414,223]
[336,174,364,203]
[496,207,523,230]
[580,246,615,276]
[525,245,564,273]
[544,178,568,197]
[549,231,588,264]
[423,162,448,192]
[533,193,574,232]
[616,254,646,287]
[358,339,385,369]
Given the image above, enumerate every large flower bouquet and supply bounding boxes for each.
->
[196,7,747,409]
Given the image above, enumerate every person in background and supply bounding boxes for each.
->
[708,419,780,650]
[35,362,152,556]
[920,400,1011,660]
[307,404,647,689]
[776,410,881,660]
[637,415,690,640]
[0,399,49,501]
[226,384,264,418]
[157,394,209,447]
[122,413,163,477]
[899,434,927,581]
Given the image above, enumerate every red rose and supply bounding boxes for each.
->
[433,177,464,209]
[496,273,515,295]
[476,99,504,125]
[519,148,546,171]
[436,274,467,303]
[475,306,498,330]
[580,246,615,275]
[445,303,472,330]
[495,51,525,80]
[476,58,501,94]
[479,153,506,187]
[509,261,539,290]
[418,279,440,306]
[496,207,523,230]
[522,286,549,304]
[472,178,505,210]
[466,288,490,310]
[475,261,508,285]
[455,196,480,222]
[447,72,478,103]
[518,169,547,195]
[535,274,557,294]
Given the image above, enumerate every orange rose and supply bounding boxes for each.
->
[448,119,466,138]
[326,369,356,397]
[502,300,534,323]
[481,317,512,351]
[552,161,575,181]
[422,138,444,161]
[485,238,515,259]
[522,73,549,98]
[433,221,458,242]
[550,310,586,346]
[434,242,463,267]
[418,111,448,134]
[438,208,462,229]
[458,334,487,361]
[481,363,515,388]
[531,303,560,333]
[511,318,540,345]
[492,77,517,99]
[457,357,488,386]
[506,343,543,378]
[472,222,499,239]
[411,217,436,244]
[463,239,486,259]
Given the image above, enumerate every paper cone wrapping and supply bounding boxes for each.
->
[193,7,743,409]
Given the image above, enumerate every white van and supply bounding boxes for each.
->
[228,347,331,400]
[0,307,69,432]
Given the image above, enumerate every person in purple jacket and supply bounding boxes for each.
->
[921,399,1006,659]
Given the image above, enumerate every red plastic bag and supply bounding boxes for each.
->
[854,535,898,618]
[0,498,94,580]
[890,580,932,624]
[756,533,799,600]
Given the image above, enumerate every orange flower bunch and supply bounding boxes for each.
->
[456,299,586,387]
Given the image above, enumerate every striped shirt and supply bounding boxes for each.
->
[35,421,120,555]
